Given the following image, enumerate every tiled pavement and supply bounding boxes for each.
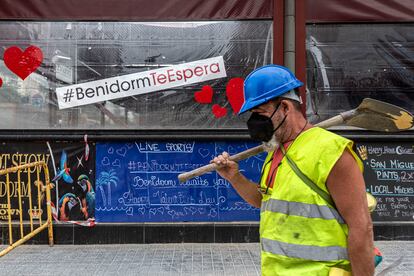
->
[0,241,413,276]
[0,243,261,276]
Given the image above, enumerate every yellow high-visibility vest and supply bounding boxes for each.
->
[259,127,363,276]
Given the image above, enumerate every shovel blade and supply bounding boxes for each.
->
[347,98,414,132]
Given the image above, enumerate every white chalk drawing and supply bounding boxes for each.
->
[101,156,110,166]
[126,207,133,216]
[138,207,145,215]
[227,145,237,155]
[96,169,119,206]
[249,158,263,172]
[116,147,128,157]
[149,207,165,216]
[208,208,217,218]
[136,142,196,153]
[95,206,129,212]
[213,178,230,188]
[218,196,227,204]
[198,148,210,158]
[112,159,121,168]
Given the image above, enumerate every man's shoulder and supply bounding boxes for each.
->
[296,127,352,155]
[309,126,339,136]
[307,127,350,143]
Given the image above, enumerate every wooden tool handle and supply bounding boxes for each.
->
[178,144,265,182]
[177,112,356,183]
[316,109,360,129]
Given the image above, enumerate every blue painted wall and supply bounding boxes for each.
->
[95,141,266,222]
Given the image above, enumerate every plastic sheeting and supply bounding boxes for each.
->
[0,21,273,129]
[306,23,414,123]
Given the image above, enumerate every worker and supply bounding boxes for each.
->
[211,65,374,275]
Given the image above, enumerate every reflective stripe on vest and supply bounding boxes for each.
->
[261,198,345,224]
[261,238,349,261]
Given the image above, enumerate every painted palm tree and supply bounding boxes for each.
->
[96,169,119,206]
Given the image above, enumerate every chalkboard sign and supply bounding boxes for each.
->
[95,141,265,222]
[357,142,414,222]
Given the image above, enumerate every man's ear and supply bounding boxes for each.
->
[280,99,290,113]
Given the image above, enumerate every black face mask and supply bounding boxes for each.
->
[247,103,287,142]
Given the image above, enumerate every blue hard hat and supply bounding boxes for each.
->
[238,65,303,114]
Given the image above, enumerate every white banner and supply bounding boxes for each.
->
[56,56,226,109]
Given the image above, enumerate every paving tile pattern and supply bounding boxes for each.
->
[0,243,260,276]
[0,241,412,275]
[375,241,414,276]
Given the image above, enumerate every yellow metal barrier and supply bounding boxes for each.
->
[0,161,53,257]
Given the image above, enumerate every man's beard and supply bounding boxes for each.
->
[262,135,278,152]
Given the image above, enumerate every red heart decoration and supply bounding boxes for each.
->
[225,78,244,114]
[194,85,213,104]
[212,104,227,118]
[3,46,43,80]
[0,78,2,88]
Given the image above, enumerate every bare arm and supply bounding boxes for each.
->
[226,172,263,208]
[211,152,263,208]
[327,149,374,276]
